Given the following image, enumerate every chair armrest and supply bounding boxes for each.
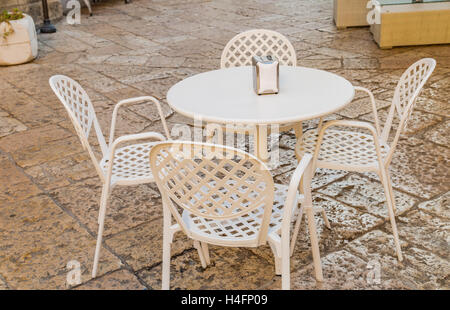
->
[313,119,385,169]
[320,119,379,137]
[110,131,166,151]
[103,131,166,181]
[109,96,171,146]
[354,86,381,136]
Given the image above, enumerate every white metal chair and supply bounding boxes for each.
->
[150,141,324,290]
[220,29,297,68]
[49,75,171,277]
[206,29,303,154]
[294,58,437,262]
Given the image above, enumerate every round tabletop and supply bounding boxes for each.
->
[167,66,355,125]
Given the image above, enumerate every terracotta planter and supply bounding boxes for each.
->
[0,14,38,66]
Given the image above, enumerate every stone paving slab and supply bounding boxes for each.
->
[249,192,382,270]
[74,269,145,290]
[343,231,447,290]
[50,179,163,238]
[391,209,449,259]
[317,174,418,219]
[424,120,450,147]
[23,152,97,191]
[105,218,193,271]
[0,0,448,289]
[0,154,42,204]
[0,278,8,290]
[0,195,120,289]
[418,192,450,219]
[0,111,27,138]
[387,139,449,199]
[138,246,275,290]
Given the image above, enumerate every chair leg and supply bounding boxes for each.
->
[290,165,307,256]
[162,208,172,290]
[275,256,282,276]
[194,240,207,268]
[290,205,331,256]
[97,184,109,225]
[92,183,109,278]
[281,242,290,290]
[305,206,323,282]
[201,242,210,265]
[318,206,331,230]
[83,0,92,16]
[379,168,403,262]
[272,217,290,288]
[267,240,282,275]
[386,170,397,217]
[290,205,303,256]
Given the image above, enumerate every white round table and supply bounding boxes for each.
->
[167,66,355,160]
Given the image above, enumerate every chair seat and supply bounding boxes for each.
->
[182,183,304,246]
[100,141,159,185]
[296,128,390,170]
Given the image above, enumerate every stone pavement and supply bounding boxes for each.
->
[0,0,448,290]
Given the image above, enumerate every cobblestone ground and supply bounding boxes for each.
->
[0,0,449,290]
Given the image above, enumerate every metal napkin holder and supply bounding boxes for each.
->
[252,55,279,95]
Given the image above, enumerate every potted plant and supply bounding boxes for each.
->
[0,9,38,66]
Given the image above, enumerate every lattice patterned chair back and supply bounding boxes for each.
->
[150,141,275,246]
[220,29,297,68]
[49,75,107,179]
[380,58,436,164]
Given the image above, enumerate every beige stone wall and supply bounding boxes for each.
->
[0,0,63,26]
